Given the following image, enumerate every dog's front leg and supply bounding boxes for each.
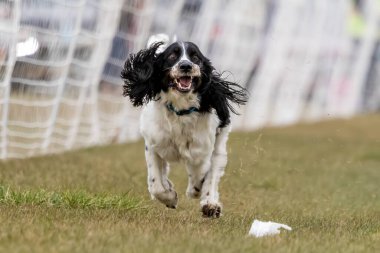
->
[200,126,230,218]
[145,145,178,208]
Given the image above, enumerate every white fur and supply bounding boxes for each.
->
[140,90,231,214]
[146,33,169,54]
[179,42,191,61]
[146,33,178,55]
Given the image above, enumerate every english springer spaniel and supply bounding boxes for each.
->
[121,41,248,218]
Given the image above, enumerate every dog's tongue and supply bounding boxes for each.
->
[179,76,192,87]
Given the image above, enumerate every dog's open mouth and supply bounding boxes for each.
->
[171,76,193,93]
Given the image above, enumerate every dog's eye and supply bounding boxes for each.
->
[191,55,200,63]
[168,53,177,61]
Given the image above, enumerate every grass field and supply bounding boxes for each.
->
[0,115,379,253]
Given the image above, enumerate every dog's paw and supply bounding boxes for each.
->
[201,202,222,218]
[152,189,178,209]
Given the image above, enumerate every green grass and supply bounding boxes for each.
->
[0,185,141,210]
[0,115,379,253]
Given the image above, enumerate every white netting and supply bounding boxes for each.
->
[0,0,379,159]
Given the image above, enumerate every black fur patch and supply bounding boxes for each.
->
[198,71,248,128]
[121,42,164,106]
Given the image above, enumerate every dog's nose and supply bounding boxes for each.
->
[179,61,192,72]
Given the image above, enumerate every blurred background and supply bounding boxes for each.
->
[0,0,379,159]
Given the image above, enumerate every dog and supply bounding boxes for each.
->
[121,41,248,218]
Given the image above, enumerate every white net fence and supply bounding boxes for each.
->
[0,0,379,159]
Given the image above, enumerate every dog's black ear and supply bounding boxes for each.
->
[203,72,248,128]
[121,42,163,106]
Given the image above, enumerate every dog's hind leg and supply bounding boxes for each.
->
[200,125,231,218]
[145,145,178,209]
[185,161,210,199]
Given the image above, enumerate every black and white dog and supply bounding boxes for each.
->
[121,41,247,218]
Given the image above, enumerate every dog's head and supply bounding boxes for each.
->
[121,41,248,127]
[157,41,211,94]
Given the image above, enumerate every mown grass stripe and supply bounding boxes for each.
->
[0,185,143,210]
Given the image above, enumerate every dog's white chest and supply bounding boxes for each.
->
[165,119,212,163]
[140,102,219,164]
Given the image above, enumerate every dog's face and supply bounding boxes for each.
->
[156,42,210,94]
[121,40,248,128]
